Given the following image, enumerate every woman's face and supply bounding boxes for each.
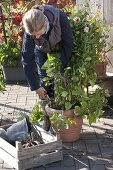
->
[31,19,48,39]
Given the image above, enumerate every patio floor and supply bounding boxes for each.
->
[0,83,113,170]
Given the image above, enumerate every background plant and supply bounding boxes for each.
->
[0,0,33,44]
[0,0,35,66]
[0,39,21,66]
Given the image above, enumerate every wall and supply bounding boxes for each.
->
[76,0,113,73]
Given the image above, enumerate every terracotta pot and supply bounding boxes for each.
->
[45,106,83,142]
[96,62,107,78]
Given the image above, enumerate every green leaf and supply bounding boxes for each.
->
[57,123,63,130]
[75,106,81,115]
[65,102,72,110]
[62,91,68,97]
[50,112,59,123]
[72,90,76,95]
[81,101,88,108]
[85,57,91,61]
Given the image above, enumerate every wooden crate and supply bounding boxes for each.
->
[0,125,63,170]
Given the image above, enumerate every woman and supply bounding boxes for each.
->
[22,4,73,99]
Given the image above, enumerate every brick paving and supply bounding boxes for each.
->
[0,83,113,170]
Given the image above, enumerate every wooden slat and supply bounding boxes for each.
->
[20,151,63,170]
[0,137,18,158]
[0,148,19,170]
[18,140,62,160]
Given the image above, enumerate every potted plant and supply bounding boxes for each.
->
[29,2,113,142]
[0,39,27,82]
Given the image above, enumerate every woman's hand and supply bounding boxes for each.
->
[36,87,47,99]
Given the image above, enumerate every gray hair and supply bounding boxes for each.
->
[22,5,45,34]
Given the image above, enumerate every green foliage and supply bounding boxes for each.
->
[0,66,5,92]
[29,103,45,123]
[0,40,21,66]
[42,3,109,125]
[50,112,76,130]
[75,88,106,125]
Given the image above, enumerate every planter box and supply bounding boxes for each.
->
[2,66,27,82]
[0,125,63,170]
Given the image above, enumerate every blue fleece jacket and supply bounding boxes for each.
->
[21,6,73,91]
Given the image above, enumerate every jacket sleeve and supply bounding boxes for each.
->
[59,10,73,70]
[21,32,40,91]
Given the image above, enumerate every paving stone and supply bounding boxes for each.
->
[61,155,74,167]
[81,133,97,140]
[0,164,3,169]
[84,139,99,144]
[63,142,73,147]
[0,98,9,103]
[98,138,112,147]
[96,133,110,139]
[73,140,87,153]
[2,162,15,170]
[61,166,75,170]
[103,124,113,130]
[26,99,37,105]
[63,143,73,155]
[0,107,5,113]
[104,118,113,125]
[90,164,105,170]
[47,160,61,167]
[0,93,9,98]
[62,146,74,155]
[0,159,3,164]
[74,155,89,170]
[94,129,106,135]
[26,96,38,99]
[82,127,95,133]
[33,166,46,170]
[45,167,61,170]
[100,147,113,156]
[86,143,100,154]
[88,155,113,165]
[4,108,15,113]
[24,107,33,113]
[17,97,27,103]
[105,164,113,170]
[76,168,89,170]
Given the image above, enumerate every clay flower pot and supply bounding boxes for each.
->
[45,106,83,142]
[96,62,107,78]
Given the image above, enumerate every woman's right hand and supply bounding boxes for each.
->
[36,87,47,99]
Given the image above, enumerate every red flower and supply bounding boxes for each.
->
[0,14,6,21]
[47,0,58,5]
[0,28,2,33]
[0,35,4,42]
[12,0,20,8]
[11,13,23,26]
